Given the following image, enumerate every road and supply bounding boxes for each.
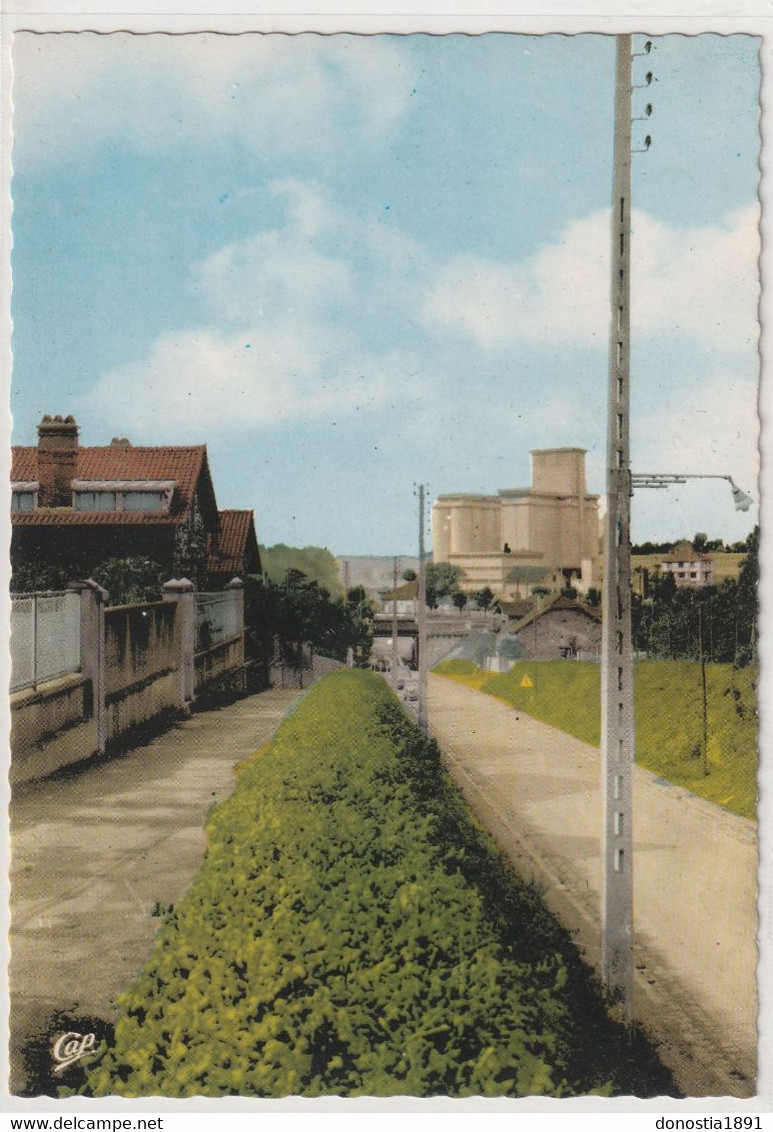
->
[9,687,302,1095]
[428,673,758,1098]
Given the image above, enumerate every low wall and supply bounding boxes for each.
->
[10,674,98,786]
[195,634,245,698]
[104,602,181,743]
[269,649,344,689]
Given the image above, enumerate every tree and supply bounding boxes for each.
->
[91,557,167,606]
[10,554,165,606]
[245,571,375,668]
[629,527,758,667]
[452,591,468,614]
[693,531,709,553]
[735,525,758,665]
[425,562,464,609]
[473,586,495,610]
[401,568,417,582]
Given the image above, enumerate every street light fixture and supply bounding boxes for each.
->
[630,472,753,512]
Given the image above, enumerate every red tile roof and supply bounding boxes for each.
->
[11,445,209,526]
[207,510,259,576]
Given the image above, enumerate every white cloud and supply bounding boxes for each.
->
[421,204,760,357]
[89,179,433,434]
[12,32,418,171]
[90,325,423,435]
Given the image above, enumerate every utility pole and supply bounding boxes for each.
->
[601,32,634,1022]
[391,555,400,676]
[342,559,350,603]
[417,484,429,734]
[698,602,709,777]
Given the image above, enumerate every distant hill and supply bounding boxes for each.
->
[337,555,421,597]
[259,544,343,595]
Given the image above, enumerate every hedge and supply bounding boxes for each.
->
[74,670,674,1098]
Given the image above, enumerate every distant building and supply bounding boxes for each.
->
[511,594,602,661]
[379,578,419,617]
[11,414,260,589]
[431,448,601,599]
[659,541,715,588]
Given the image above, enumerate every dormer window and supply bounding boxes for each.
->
[11,482,38,512]
[74,490,118,511]
[72,480,175,513]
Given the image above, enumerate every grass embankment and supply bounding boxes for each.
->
[435,659,758,819]
[75,670,673,1099]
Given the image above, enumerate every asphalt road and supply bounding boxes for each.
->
[428,673,758,1098]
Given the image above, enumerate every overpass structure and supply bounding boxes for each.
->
[372,609,506,669]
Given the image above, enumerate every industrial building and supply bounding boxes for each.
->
[431,448,602,599]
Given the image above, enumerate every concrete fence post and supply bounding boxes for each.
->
[226,577,245,638]
[68,579,108,755]
[226,576,246,693]
[162,578,195,710]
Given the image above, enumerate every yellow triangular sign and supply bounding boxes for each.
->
[520,674,534,688]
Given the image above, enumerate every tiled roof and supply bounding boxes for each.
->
[498,598,535,618]
[207,510,258,575]
[513,594,602,631]
[11,445,208,526]
[381,579,419,601]
[11,510,181,526]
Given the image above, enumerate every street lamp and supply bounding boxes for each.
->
[630,472,753,512]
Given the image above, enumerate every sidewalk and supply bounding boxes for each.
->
[428,673,758,1098]
[9,687,302,1095]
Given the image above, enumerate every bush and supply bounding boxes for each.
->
[75,671,673,1099]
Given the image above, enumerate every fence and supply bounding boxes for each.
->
[10,591,81,693]
[195,591,242,652]
[11,577,247,786]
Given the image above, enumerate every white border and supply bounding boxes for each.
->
[0,1,769,1117]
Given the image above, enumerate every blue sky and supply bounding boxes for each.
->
[10,32,760,554]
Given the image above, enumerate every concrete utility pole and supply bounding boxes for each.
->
[391,555,400,675]
[417,485,429,734]
[601,32,634,1021]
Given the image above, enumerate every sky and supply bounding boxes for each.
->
[9,32,761,555]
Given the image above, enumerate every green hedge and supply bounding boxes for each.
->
[75,671,673,1099]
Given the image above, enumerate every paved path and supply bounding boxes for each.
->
[9,688,302,1094]
[428,674,758,1098]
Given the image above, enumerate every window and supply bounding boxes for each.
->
[74,491,117,511]
[124,491,164,512]
[11,490,36,512]
[72,480,175,513]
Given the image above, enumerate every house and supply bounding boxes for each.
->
[511,594,602,661]
[379,578,419,617]
[11,414,260,590]
[658,541,715,589]
[206,510,261,586]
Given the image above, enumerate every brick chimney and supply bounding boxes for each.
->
[37,414,79,507]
